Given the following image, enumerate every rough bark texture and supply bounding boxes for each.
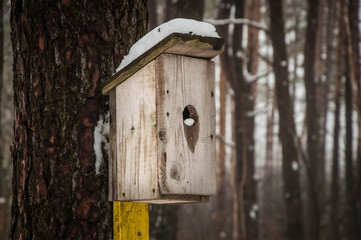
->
[267,0,304,239]
[10,1,147,239]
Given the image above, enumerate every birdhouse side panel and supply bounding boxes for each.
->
[155,53,216,196]
[114,60,159,201]
[109,90,118,201]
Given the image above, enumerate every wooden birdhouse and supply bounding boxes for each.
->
[103,21,224,204]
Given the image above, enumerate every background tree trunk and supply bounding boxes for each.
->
[329,16,343,237]
[0,0,5,238]
[9,1,147,238]
[348,0,361,232]
[267,0,304,239]
[166,0,204,21]
[342,0,359,237]
[304,0,321,239]
[148,0,159,30]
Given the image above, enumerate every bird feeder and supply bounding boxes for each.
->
[103,22,224,204]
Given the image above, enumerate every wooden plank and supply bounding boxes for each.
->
[103,33,224,95]
[134,195,209,204]
[109,90,117,200]
[113,202,149,240]
[115,60,159,201]
[155,53,217,196]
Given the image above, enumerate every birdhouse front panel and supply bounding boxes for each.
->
[155,53,216,197]
[111,60,159,202]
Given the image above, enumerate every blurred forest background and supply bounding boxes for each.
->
[1,0,361,239]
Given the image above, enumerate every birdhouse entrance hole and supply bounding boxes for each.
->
[183,105,200,153]
[183,105,198,127]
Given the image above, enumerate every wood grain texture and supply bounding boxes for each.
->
[155,53,216,196]
[113,202,149,240]
[115,61,159,201]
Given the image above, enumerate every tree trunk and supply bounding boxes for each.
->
[329,15,343,237]
[314,0,327,215]
[231,1,257,239]
[243,0,260,239]
[304,0,321,239]
[267,0,304,239]
[0,0,5,238]
[344,50,357,240]
[342,0,361,238]
[148,0,158,30]
[9,1,147,239]
[166,0,204,21]
[348,0,361,232]
[214,1,236,239]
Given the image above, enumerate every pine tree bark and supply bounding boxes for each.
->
[9,1,147,239]
[267,0,304,239]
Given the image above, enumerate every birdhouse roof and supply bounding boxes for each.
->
[102,19,224,95]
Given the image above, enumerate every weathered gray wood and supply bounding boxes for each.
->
[114,60,159,201]
[102,33,224,95]
[155,53,217,196]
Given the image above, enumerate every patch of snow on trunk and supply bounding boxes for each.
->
[94,113,110,174]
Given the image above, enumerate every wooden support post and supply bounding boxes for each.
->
[113,202,149,240]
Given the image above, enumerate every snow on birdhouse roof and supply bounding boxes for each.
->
[102,18,224,95]
[116,18,220,72]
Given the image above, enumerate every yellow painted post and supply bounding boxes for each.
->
[113,202,149,240]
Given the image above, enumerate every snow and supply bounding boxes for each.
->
[292,161,299,171]
[93,113,110,174]
[250,210,256,220]
[280,60,287,67]
[115,18,220,73]
[249,204,259,220]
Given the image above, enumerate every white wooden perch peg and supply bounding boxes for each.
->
[184,118,195,126]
